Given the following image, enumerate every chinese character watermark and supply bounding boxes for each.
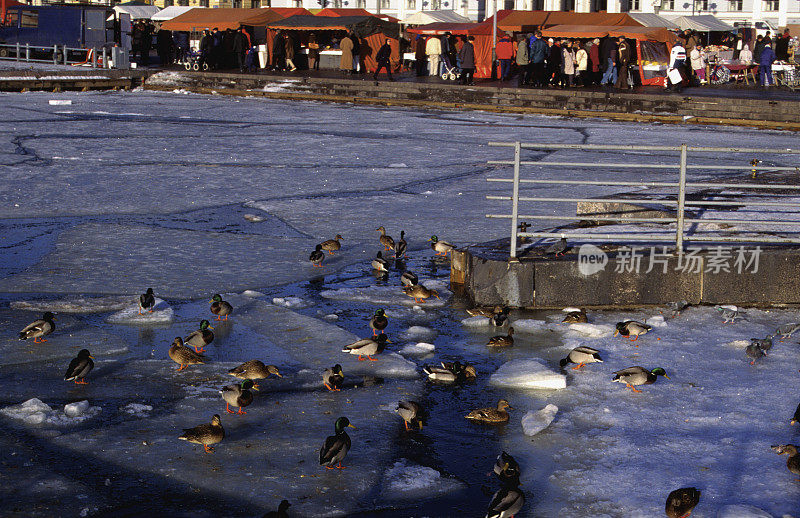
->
[576,245,761,276]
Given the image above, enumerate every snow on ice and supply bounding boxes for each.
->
[521,404,559,436]
[490,359,567,390]
[106,298,174,325]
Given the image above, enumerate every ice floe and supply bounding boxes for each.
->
[11,296,135,314]
[521,404,559,436]
[381,459,465,499]
[272,296,310,309]
[106,298,174,325]
[490,359,567,390]
[320,282,450,308]
[1,398,101,425]
[397,342,435,357]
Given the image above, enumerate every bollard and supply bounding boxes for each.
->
[102,47,107,69]
[25,43,30,62]
[53,45,57,65]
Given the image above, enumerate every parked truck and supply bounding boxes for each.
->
[0,3,128,60]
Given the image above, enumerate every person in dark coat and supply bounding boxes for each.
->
[588,38,600,85]
[529,30,547,87]
[547,39,561,87]
[458,35,475,85]
[272,30,286,71]
[415,35,427,76]
[156,27,172,67]
[138,21,153,66]
[173,31,189,64]
[233,28,248,72]
[775,28,791,61]
[308,32,320,70]
[373,38,394,81]
[753,35,765,64]
[615,37,631,90]
[199,30,212,69]
[350,32,361,73]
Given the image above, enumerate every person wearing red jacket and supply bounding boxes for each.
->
[496,34,515,81]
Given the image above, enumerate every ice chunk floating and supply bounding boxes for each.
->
[521,404,558,436]
[490,359,567,390]
[106,298,174,325]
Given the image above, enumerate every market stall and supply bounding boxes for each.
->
[150,6,195,23]
[264,15,400,72]
[406,20,502,79]
[540,25,675,86]
[496,10,643,33]
[401,10,471,26]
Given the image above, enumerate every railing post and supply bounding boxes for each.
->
[63,46,68,66]
[17,43,21,62]
[509,141,521,259]
[52,45,57,65]
[102,47,107,69]
[25,43,30,62]
[676,143,688,253]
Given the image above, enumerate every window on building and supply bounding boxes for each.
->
[664,0,674,8]
[631,0,639,9]
[407,0,415,8]
[232,0,242,6]
[590,0,606,11]
[531,0,544,8]
[561,0,575,10]
[430,0,441,8]
[504,0,514,9]
[293,0,302,6]
[728,0,742,9]
[379,0,391,8]
[199,0,209,7]
[333,0,342,7]
[763,0,779,10]
[356,0,366,7]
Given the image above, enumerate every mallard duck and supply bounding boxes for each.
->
[665,300,690,318]
[428,235,454,257]
[169,337,206,371]
[750,335,773,352]
[184,320,214,353]
[178,414,224,453]
[487,327,514,347]
[467,306,502,318]
[544,237,568,256]
[228,360,282,389]
[64,349,94,385]
[466,399,513,423]
[396,400,423,430]
[745,342,767,365]
[319,416,355,469]
[400,270,418,287]
[403,284,440,304]
[491,307,510,327]
[791,402,800,425]
[370,309,388,336]
[263,500,291,518]
[18,312,55,343]
[323,364,344,392]
[309,244,324,267]
[665,487,701,518]
[771,444,800,479]
[612,366,669,393]
[372,251,389,272]
[615,321,652,342]
[320,234,343,254]
[485,481,524,518]
[376,226,395,251]
[559,346,603,370]
[139,288,155,314]
[221,378,258,415]
[394,230,408,259]
[342,334,390,361]
[422,361,476,383]
[562,310,587,324]
[715,305,740,323]
[493,451,521,485]
[209,294,233,321]
[775,322,800,341]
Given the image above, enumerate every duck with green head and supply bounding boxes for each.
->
[64,349,94,385]
[209,294,233,321]
[342,334,390,361]
[319,416,356,469]
[372,251,389,272]
[184,320,214,353]
[221,378,258,415]
[428,235,454,257]
[370,309,388,336]
[139,288,155,314]
[394,230,408,259]
[612,366,669,393]
[323,364,344,392]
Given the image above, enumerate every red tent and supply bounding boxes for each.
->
[316,8,373,17]
[407,20,503,78]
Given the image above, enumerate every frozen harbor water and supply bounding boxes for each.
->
[0,90,799,516]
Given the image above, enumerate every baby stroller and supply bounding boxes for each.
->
[182,48,208,71]
[439,54,461,81]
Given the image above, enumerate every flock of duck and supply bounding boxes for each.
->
[13,228,800,517]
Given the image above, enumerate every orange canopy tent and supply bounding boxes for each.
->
[496,10,643,33]
[407,20,503,79]
[316,8,399,23]
[541,24,675,86]
[161,8,302,32]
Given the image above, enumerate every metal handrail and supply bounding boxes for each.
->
[486,141,800,258]
[0,42,106,68]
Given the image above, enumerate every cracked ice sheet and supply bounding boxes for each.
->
[0,310,128,367]
[320,281,451,308]
[0,223,314,298]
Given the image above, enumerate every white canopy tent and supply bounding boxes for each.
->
[151,6,196,22]
[629,13,678,29]
[669,15,734,32]
[113,5,160,21]
[401,10,471,25]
